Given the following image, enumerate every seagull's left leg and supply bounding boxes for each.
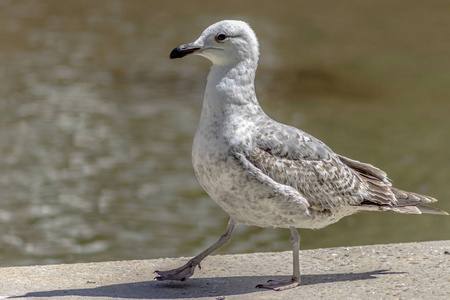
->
[256,227,301,291]
[154,219,236,282]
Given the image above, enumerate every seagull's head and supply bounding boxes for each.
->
[170,20,260,66]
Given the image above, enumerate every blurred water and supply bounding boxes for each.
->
[0,0,449,267]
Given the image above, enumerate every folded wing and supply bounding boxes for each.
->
[240,122,446,215]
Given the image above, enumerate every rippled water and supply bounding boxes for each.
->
[1,0,449,267]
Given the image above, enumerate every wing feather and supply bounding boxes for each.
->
[243,123,397,211]
[234,121,446,215]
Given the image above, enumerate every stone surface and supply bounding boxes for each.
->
[1,240,449,299]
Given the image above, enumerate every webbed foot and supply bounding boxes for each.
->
[256,277,300,291]
[154,262,200,282]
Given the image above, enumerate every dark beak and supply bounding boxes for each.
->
[170,43,201,59]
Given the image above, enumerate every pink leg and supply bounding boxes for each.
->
[155,219,236,281]
[256,227,301,291]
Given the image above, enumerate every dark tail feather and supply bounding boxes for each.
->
[385,188,448,215]
[417,204,448,215]
[381,204,448,215]
[391,187,436,204]
[339,154,447,215]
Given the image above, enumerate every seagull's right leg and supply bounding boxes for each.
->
[154,219,236,282]
[256,227,301,291]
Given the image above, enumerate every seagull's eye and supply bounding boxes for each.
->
[215,34,227,42]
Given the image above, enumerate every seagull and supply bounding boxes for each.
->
[155,20,448,291]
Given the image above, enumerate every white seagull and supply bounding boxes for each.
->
[155,20,448,291]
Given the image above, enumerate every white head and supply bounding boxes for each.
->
[170,20,260,66]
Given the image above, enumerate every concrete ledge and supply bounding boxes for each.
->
[1,240,449,299]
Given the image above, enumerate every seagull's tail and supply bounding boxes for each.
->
[338,154,447,215]
[382,188,448,215]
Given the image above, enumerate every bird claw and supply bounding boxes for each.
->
[154,262,199,282]
[256,278,300,291]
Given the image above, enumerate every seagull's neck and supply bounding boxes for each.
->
[204,59,261,113]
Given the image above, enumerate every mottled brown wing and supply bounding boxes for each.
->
[337,155,389,184]
[244,123,398,211]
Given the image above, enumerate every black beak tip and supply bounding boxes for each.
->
[169,47,182,59]
[169,46,200,59]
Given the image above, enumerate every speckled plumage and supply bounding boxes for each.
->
[156,20,447,290]
[187,21,445,229]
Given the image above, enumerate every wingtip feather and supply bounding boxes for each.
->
[417,204,449,215]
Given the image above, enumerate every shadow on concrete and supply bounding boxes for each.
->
[10,270,400,299]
